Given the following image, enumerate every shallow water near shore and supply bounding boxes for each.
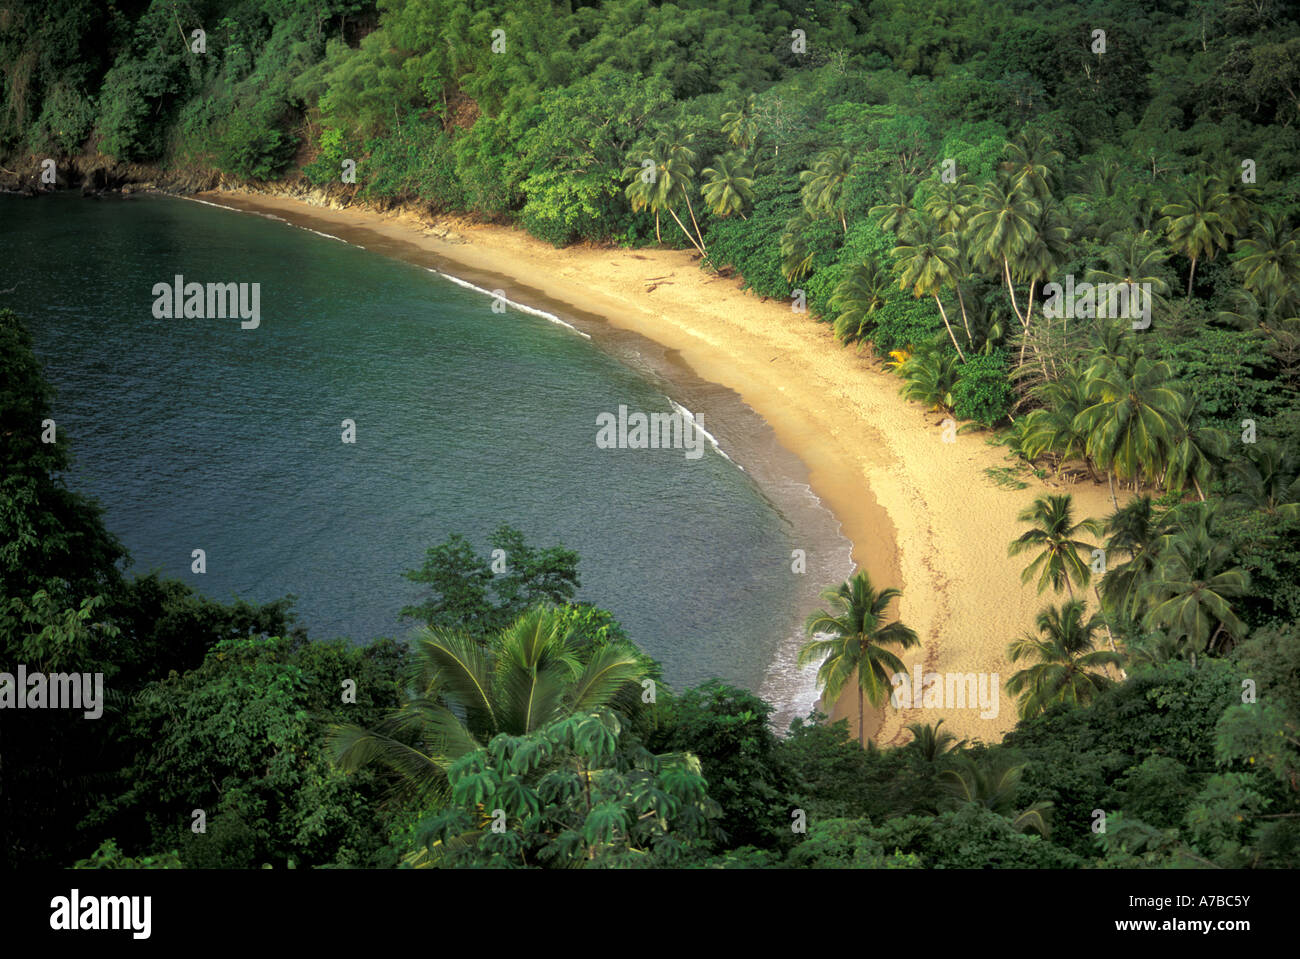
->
[2,191,853,728]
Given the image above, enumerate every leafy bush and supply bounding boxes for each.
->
[953,350,1014,426]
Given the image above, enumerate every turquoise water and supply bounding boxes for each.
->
[2,192,849,723]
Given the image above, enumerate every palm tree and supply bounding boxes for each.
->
[796,571,920,747]
[1141,505,1249,666]
[1074,350,1183,505]
[1226,440,1300,520]
[894,220,967,360]
[904,718,965,762]
[1005,599,1122,718]
[923,176,977,234]
[938,755,1053,836]
[1159,174,1236,296]
[780,213,815,282]
[700,153,755,219]
[830,257,891,346]
[623,135,707,255]
[330,606,647,800]
[1017,365,1094,474]
[1232,211,1300,311]
[800,146,854,233]
[720,94,759,151]
[1086,230,1173,312]
[966,175,1041,361]
[1001,131,1063,201]
[896,340,960,412]
[869,173,918,239]
[1099,495,1168,623]
[1007,493,1103,598]
[1162,393,1227,501]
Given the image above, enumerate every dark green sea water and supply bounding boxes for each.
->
[1,192,852,725]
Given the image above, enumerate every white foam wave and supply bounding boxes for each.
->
[426,268,591,339]
[669,399,743,469]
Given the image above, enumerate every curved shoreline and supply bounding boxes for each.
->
[189,187,1118,747]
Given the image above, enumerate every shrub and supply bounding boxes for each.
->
[953,351,1014,426]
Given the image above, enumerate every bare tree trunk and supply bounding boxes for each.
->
[934,294,967,362]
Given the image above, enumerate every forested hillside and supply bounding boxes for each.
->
[2,0,1299,870]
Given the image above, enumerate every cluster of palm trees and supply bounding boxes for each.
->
[1003,490,1257,720]
[621,98,765,256]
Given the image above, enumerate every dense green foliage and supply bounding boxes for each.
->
[4,0,1299,870]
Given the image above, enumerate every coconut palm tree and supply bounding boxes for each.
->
[1232,211,1300,311]
[1017,364,1094,473]
[330,606,647,800]
[896,340,960,412]
[966,175,1041,361]
[800,146,854,233]
[1086,230,1173,311]
[1141,505,1249,666]
[830,257,891,346]
[1001,131,1063,201]
[894,220,967,360]
[938,755,1053,836]
[1005,599,1122,718]
[700,153,755,219]
[1074,351,1183,505]
[797,571,920,748]
[923,175,977,234]
[780,212,815,282]
[1098,495,1168,622]
[1162,393,1228,501]
[1008,493,1103,598]
[720,94,759,151]
[869,173,919,239]
[904,718,966,762]
[623,135,707,255]
[1159,174,1236,296]
[1226,440,1300,520]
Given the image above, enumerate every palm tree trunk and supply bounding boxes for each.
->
[1107,470,1118,510]
[665,207,706,257]
[1186,254,1197,297]
[840,209,847,234]
[1003,257,1026,325]
[1093,585,1126,680]
[858,684,865,748]
[683,192,707,254]
[1194,476,1205,502]
[955,284,973,347]
[933,294,967,362]
[654,210,661,244]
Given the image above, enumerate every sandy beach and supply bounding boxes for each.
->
[194,187,1118,747]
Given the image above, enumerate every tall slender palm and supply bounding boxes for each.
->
[623,135,707,255]
[700,153,755,220]
[1006,599,1122,718]
[1232,211,1300,311]
[830,257,891,346]
[330,606,647,800]
[1018,197,1072,369]
[1074,351,1182,505]
[800,146,854,233]
[1007,493,1103,598]
[1141,506,1249,665]
[966,175,1041,361]
[1159,174,1236,296]
[797,571,920,747]
[923,176,977,234]
[894,220,967,360]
